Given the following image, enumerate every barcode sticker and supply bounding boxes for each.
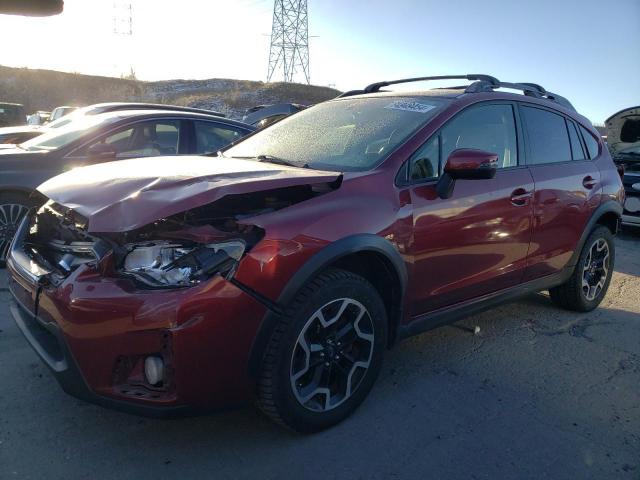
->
[385,101,436,114]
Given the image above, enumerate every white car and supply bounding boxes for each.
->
[607,106,640,227]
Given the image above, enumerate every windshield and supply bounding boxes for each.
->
[224,96,449,171]
[20,115,113,151]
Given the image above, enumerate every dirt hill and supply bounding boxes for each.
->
[0,65,341,120]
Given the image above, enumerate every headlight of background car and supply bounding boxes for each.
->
[122,240,246,287]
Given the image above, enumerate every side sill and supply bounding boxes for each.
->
[397,268,572,340]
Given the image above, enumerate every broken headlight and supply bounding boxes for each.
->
[122,240,246,288]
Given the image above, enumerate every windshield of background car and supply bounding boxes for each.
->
[20,115,115,151]
[224,96,449,171]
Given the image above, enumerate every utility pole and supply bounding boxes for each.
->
[267,0,310,84]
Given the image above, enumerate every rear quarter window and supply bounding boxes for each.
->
[579,125,600,159]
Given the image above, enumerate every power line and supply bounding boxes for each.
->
[267,0,309,84]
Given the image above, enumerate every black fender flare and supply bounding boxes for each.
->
[568,200,623,268]
[246,234,407,378]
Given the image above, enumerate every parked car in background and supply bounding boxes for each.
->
[27,110,52,125]
[49,106,77,122]
[0,125,43,144]
[5,74,623,432]
[607,106,640,227]
[0,103,26,127]
[0,109,254,263]
[0,102,227,146]
[243,103,306,128]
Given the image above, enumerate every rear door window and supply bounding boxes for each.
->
[521,106,571,164]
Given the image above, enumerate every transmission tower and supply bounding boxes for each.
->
[112,1,135,78]
[267,0,310,84]
[112,0,132,36]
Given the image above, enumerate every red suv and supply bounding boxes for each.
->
[7,75,624,432]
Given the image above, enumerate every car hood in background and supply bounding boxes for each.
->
[606,106,640,156]
[0,125,42,135]
[38,156,341,233]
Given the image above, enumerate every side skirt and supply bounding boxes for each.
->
[397,267,573,341]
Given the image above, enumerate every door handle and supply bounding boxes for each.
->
[510,187,532,206]
[583,176,597,190]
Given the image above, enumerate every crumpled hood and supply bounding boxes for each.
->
[38,156,341,233]
[606,106,640,156]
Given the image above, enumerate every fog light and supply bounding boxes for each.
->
[144,356,164,386]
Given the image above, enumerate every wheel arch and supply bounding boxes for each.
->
[246,234,407,378]
[568,201,622,268]
[0,186,38,199]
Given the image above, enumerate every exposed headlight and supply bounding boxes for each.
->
[122,240,246,288]
[633,182,640,191]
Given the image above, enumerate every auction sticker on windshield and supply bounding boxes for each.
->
[385,100,437,114]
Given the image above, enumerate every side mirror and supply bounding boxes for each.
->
[444,148,498,179]
[87,143,117,160]
[436,149,498,199]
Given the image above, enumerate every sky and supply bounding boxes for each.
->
[0,0,638,123]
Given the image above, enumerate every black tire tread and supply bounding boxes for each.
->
[549,225,614,312]
[255,268,377,430]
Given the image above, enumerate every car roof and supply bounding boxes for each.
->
[88,109,255,129]
[84,102,226,118]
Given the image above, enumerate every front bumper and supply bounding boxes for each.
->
[9,294,191,417]
[7,251,268,416]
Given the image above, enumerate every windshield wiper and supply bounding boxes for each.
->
[257,155,307,168]
[227,154,308,168]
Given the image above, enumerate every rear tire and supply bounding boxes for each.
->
[549,226,615,312]
[256,268,387,433]
[0,192,36,267]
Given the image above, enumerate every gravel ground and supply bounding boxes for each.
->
[0,230,638,480]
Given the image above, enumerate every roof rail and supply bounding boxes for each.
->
[337,74,575,111]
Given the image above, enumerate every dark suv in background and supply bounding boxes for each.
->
[7,75,623,432]
[0,109,254,263]
[0,102,26,127]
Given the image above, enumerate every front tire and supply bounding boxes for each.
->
[549,226,615,312]
[257,268,387,433]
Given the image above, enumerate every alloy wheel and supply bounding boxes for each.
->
[582,238,610,301]
[290,298,375,412]
[0,203,28,262]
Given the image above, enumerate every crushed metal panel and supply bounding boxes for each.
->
[38,156,341,233]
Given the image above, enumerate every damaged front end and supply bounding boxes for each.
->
[17,182,335,290]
